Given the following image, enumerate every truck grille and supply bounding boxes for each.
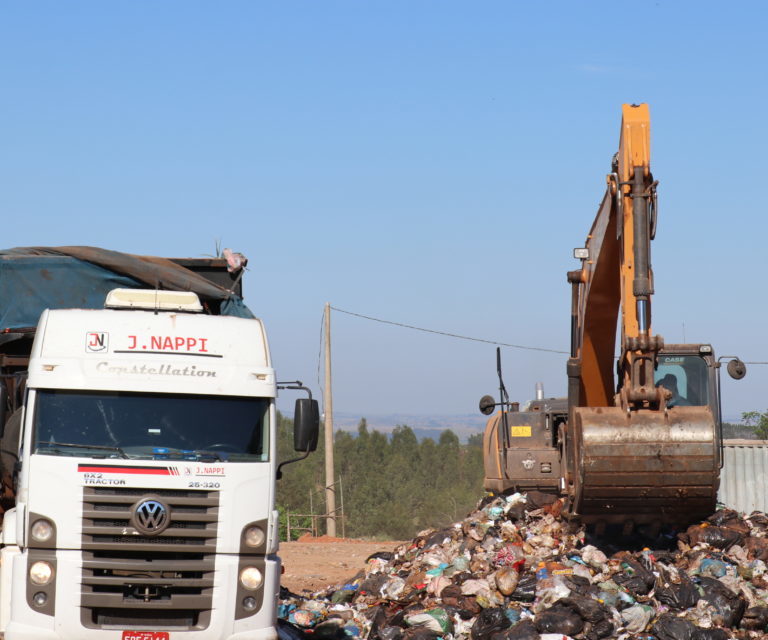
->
[80,486,219,630]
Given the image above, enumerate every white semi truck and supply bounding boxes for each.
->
[0,247,319,640]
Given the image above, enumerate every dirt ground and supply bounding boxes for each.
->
[279,536,404,594]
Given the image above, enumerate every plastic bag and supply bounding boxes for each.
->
[698,557,728,578]
[533,572,571,613]
[492,619,539,640]
[695,576,746,628]
[331,589,356,604]
[612,555,655,596]
[405,608,453,635]
[313,620,348,640]
[533,603,584,636]
[402,629,440,640]
[654,569,700,610]
[376,626,404,640]
[579,545,608,569]
[741,605,768,631]
[682,524,744,550]
[510,574,537,602]
[620,604,654,634]
[745,536,768,561]
[278,619,307,640]
[471,607,512,640]
[651,613,699,640]
[555,595,607,624]
[495,566,520,596]
[587,618,614,640]
[693,630,730,640]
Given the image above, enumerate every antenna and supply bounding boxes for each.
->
[496,347,511,451]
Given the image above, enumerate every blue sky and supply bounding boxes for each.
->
[1,2,766,422]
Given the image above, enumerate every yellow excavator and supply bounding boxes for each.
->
[481,104,746,529]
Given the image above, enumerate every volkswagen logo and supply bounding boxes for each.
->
[131,498,171,536]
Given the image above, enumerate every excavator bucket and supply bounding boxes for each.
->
[568,404,719,526]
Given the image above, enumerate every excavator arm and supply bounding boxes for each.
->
[565,104,720,526]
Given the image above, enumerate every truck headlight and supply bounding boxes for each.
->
[31,519,54,543]
[239,566,263,590]
[29,561,54,586]
[243,525,265,548]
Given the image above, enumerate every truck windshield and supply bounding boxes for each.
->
[32,389,269,462]
[654,354,710,408]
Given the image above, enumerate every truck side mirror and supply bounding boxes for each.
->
[293,398,319,452]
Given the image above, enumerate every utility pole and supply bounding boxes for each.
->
[323,303,337,537]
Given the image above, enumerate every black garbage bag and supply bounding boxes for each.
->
[747,512,768,532]
[360,573,390,596]
[403,629,440,640]
[587,618,615,640]
[652,613,698,640]
[471,607,511,640]
[365,606,391,640]
[493,620,540,640]
[506,504,527,522]
[653,611,734,640]
[510,574,536,602]
[693,629,730,640]
[377,628,405,640]
[278,619,308,640]
[612,555,655,596]
[741,605,768,631]
[682,524,744,550]
[558,595,610,624]
[389,605,424,629]
[534,604,584,636]
[366,551,394,563]
[562,574,598,598]
[696,576,746,628]
[654,569,701,610]
[423,530,452,548]
[707,509,746,528]
[313,621,348,640]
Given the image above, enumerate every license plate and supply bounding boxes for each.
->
[122,633,169,640]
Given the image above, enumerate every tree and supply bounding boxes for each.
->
[741,410,768,440]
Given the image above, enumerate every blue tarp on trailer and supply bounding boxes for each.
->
[0,247,255,330]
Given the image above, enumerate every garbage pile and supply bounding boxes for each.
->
[278,493,768,640]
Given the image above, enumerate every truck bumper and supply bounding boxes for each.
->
[5,552,281,640]
[4,624,279,640]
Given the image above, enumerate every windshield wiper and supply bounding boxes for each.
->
[36,441,129,459]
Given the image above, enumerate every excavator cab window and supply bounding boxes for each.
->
[654,355,709,407]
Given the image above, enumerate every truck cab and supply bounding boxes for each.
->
[0,249,318,640]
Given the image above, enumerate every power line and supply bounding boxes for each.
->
[328,306,768,364]
[330,306,569,355]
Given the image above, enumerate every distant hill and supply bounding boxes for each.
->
[294,412,760,443]
[332,412,487,442]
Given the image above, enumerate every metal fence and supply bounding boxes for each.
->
[719,440,768,514]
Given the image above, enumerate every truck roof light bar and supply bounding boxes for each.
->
[104,289,203,313]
